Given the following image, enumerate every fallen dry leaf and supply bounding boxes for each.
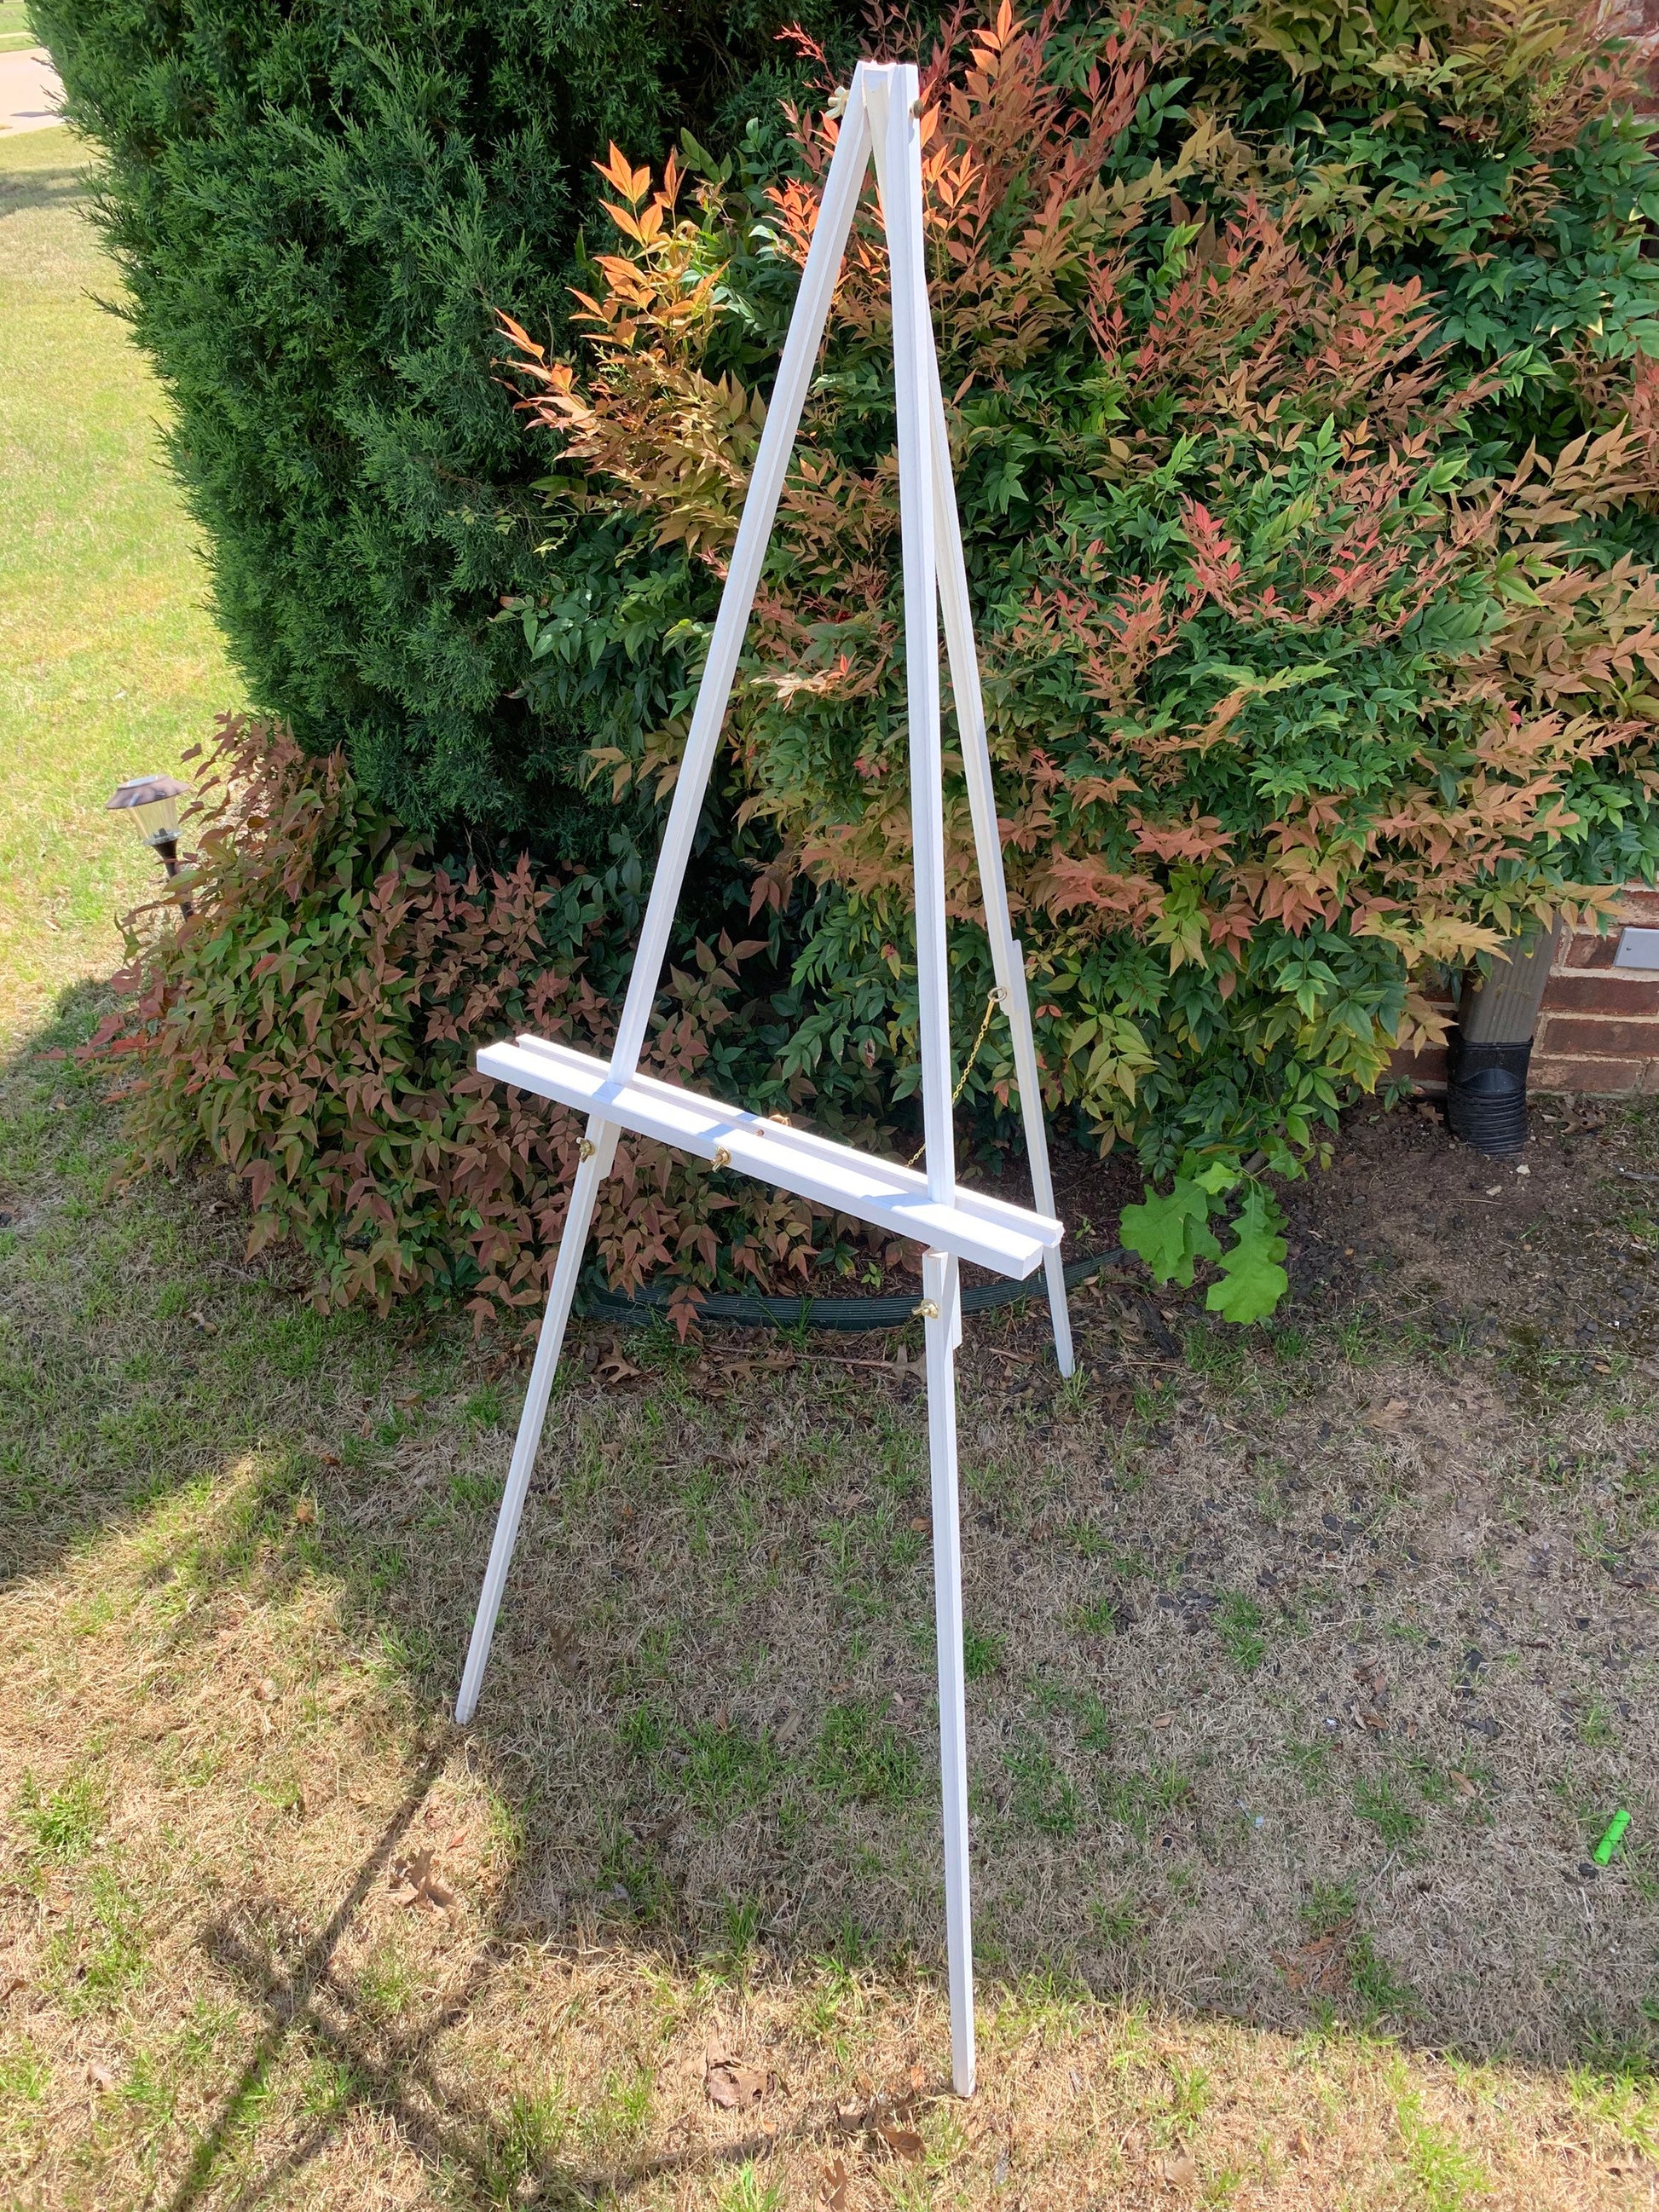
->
[876,2123,925,2163]
[293,1497,316,1525]
[1162,2149,1199,2190]
[255,1677,279,1702]
[705,2061,766,2110]
[389,1848,456,1912]
[87,2059,116,2093]
[1448,1770,1478,1798]
[1365,1398,1409,1430]
[712,1354,793,1383]
[819,2157,850,2209]
[1274,1928,1350,1995]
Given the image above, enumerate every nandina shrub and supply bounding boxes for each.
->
[87,717,894,1325]
[497,0,1659,1315]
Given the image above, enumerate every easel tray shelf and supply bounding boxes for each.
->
[477,1036,1062,1280]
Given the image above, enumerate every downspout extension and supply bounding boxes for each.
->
[1445,923,1559,1157]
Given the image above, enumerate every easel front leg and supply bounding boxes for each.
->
[922,1248,975,2097]
[455,1118,619,1725]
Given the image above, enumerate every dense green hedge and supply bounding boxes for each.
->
[38,0,861,851]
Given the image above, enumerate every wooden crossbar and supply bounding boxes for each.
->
[478,1037,1062,1279]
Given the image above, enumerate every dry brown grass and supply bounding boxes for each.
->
[3,988,1658,2209]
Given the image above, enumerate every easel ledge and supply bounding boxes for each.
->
[477,1035,1062,1279]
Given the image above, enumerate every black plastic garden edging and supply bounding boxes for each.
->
[582,1250,1126,1332]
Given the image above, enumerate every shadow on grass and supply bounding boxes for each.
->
[0,157,87,217]
[165,1759,835,2210]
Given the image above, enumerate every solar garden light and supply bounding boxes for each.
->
[1445,921,1559,1156]
[106,773,191,911]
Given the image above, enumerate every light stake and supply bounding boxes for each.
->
[106,774,191,912]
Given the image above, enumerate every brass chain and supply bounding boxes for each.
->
[905,985,1005,1170]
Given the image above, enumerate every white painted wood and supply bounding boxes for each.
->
[458,61,1081,2097]
[869,74,955,1210]
[477,1037,1061,1279]
[454,1118,618,1723]
[604,74,876,1090]
[922,1246,975,2094]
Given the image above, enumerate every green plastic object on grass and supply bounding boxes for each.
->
[1593,1810,1631,1866]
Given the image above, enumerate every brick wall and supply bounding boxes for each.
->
[1607,0,1659,113]
[1390,886,1659,1098]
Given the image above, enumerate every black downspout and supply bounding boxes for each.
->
[1444,923,1559,1156]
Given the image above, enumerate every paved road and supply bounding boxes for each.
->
[0,47,64,136]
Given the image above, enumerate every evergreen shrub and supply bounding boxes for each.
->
[89,717,895,1323]
[37,0,862,845]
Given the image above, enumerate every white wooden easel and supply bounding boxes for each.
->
[459,61,1072,2099]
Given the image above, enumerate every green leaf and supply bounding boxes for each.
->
[1119,1179,1223,1286]
[1205,1190,1290,1325]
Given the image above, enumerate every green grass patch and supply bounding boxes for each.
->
[17,1770,101,1861]
[814,1701,920,1807]
[0,126,242,1042]
[1396,2092,1487,2209]
[1214,1590,1267,1672]
[1006,1740,1080,1836]
[1353,1776,1422,1850]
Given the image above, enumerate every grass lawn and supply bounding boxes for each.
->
[3,1018,1658,2209]
[2,94,1659,2212]
[0,124,242,1044]
[0,1,37,55]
